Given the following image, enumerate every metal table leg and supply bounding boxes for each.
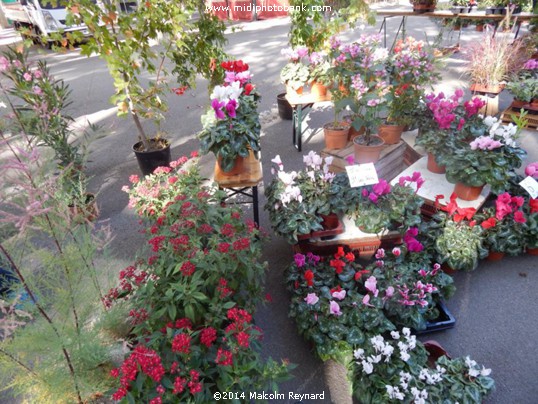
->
[292,103,313,152]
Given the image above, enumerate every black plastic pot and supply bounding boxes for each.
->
[133,138,171,176]
[277,92,293,120]
[415,300,456,335]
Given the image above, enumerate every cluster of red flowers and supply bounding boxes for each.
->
[172,369,202,395]
[148,235,166,252]
[172,333,192,354]
[481,192,526,228]
[172,85,189,95]
[232,237,250,251]
[329,246,356,275]
[221,59,249,72]
[180,260,196,276]
[111,345,165,400]
[200,327,217,348]
[216,347,233,366]
[216,277,233,299]
[129,308,149,325]
[439,193,477,225]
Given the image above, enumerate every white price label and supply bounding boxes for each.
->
[345,163,379,188]
[519,176,538,199]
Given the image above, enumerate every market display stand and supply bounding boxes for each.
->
[213,150,263,227]
[390,155,490,217]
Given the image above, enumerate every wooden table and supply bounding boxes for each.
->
[285,92,332,152]
[376,9,538,49]
[213,151,263,226]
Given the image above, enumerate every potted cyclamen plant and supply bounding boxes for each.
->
[198,60,261,175]
[431,193,488,271]
[415,89,486,175]
[477,192,527,260]
[444,115,527,200]
[280,46,310,96]
[308,51,331,99]
[264,152,340,244]
[71,0,226,175]
[382,37,439,144]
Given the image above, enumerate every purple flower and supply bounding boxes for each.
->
[225,99,237,118]
[385,286,394,298]
[304,293,319,305]
[362,294,373,307]
[523,59,538,70]
[372,179,391,196]
[211,98,226,119]
[329,300,342,316]
[294,253,306,268]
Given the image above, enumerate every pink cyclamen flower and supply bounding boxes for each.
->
[329,300,342,316]
[362,294,373,307]
[525,162,538,178]
[385,286,394,298]
[304,293,319,305]
[392,247,401,256]
[225,99,237,118]
[365,276,378,296]
[514,210,526,224]
[294,253,306,267]
[375,248,385,259]
[23,72,32,81]
[523,59,538,70]
[332,290,347,300]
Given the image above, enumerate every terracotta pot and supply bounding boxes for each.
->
[310,81,327,99]
[424,340,450,368]
[378,123,405,145]
[527,247,538,256]
[427,152,446,174]
[453,182,484,201]
[348,124,366,141]
[475,24,484,31]
[320,213,339,230]
[470,83,505,96]
[217,155,245,176]
[412,4,435,13]
[353,135,385,164]
[487,251,505,261]
[323,122,350,150]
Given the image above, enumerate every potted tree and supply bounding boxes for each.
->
[198,61,261,175]
[383,37,439,145]
[70,0,227,175]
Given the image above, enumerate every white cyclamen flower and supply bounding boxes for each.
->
[353,348,365,360]
[481,366,492,377]
[391,330,400,340]
[362,360,374,374]
[385,385,405,400]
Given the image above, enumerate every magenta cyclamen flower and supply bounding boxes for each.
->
[523,59,538,70]
[372,179,391,196]
[211,98,226,119]
[225,99,237,118]
[294,253,306,268]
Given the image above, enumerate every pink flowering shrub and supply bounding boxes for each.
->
[286,246,455,360]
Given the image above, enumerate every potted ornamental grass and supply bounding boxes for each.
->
[198,60,261,174]
[464,32,526,95]
[444,115,527,200]
[383,37,439,144]
[431,194,488,271]
[477,192,528,260]
[415,89,486,174]
[71,0,227,175]
[264,152,340,244]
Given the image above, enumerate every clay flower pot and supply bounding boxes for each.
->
[487,251,505,261]
[378,123,405,145]
[310,81,327,99]
[453,182,484,201]
[323,122,350,150]
[427,152,446,174]
[353,135,385,164]
[217,155,245,176]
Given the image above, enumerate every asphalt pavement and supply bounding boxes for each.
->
[1,2,537,403]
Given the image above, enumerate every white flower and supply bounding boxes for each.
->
[483,115,498,127]
[353,348,365,360]
[480,366,492,377]
[418,369,428,380]
[465,356,478,369]
[402,327,411,337]
[400,350,410,362]
[368,354,382,364]
[436,365,446,374]
[271,155,283,167]
[468,367,480,378]
[277,170,296,186]
[391,331,400,340]
[406,335,417,350]
[382,344,394,358]
[324,156,334,167]
[370,335,385,352]
[227,80,243,100]
[386,385,405,400]
[373,47,389,62]
[398,341,408,352]
[362,360,374,374]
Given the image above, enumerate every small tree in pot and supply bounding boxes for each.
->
[70,0,227,174]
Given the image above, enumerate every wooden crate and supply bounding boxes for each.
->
[501,106,538,130]
[321,140,410,182]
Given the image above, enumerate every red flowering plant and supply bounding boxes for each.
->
[523,197,538,251]
[334,172,424,234]
[476,192,527,256]
[198,59,261,172]
[414,89,487,166]
[106,157,292,401]
[385,37,440,127]
[108,308,290,403]
[428,193,488,271]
